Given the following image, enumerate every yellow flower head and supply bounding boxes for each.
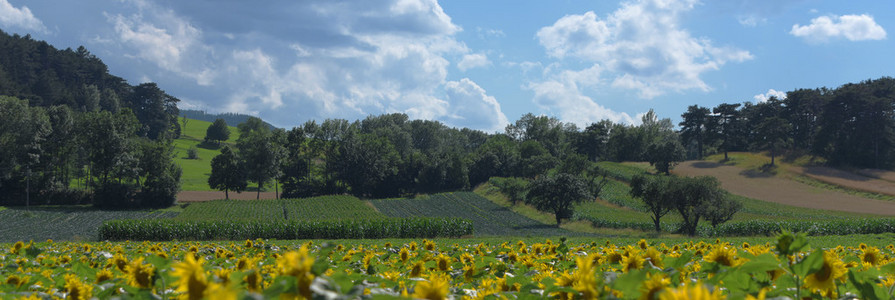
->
[659,283,725,300]
[64,274,93,300]
[244,270,264,292]
[276,246,316,299]
[95,269,114,283]
[410,261,425,277]
[703,246,741,267]
[173,254,208,300]
[205,282,238,300]
[639,273,670,300]
[399,247,411,263]
[125,257,155,289]
[111,253,128,272]
[861,246,882,267]
[803,250,847,297]
[413,273,450,300]
[436,254,452,271]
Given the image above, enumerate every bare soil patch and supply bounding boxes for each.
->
[795,166,895,196]
[177,191,278,202]
[674,161,895,215]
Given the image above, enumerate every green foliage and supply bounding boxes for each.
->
[208,145,247,199]
[645,134,685,174]
[526,173,592,226]
[205,118,230,143]
[98,218,473,240]
[186,146,199,159]
[488,177,529,205]
[629,174,674,232]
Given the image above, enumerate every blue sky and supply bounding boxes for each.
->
[1,0,892,131]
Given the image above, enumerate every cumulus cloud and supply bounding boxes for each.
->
[99,0,507,131]
[527,66,636,127]
[790,14,886,43]
[443,78,509,132]
[0,0,47,33]
[106,3,215,85]
[753,89,787,102]
[457,53,490,71]
[535,0,753,99]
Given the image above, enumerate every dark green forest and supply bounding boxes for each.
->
[2,29,894,210]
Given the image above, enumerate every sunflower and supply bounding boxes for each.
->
[110,253,128,272]
[659,283,724,300]
[703,246,741,267]
[276,247,316,299]
[204,282,238,300]
[409,261,425,277]
[244,270,263,292]
[435,254,452,271]
[412,273,449,300]
[9,241,24,254]
[622,254,645,272]
[643,248,664,268]
[399,247,411,263]
[64,274,93,300]
[125,257,155,289]
[861,246,882,267]
[173,253,208,300]
[639,273,670,300]
[95,269,114,283]
[803,250,847,297]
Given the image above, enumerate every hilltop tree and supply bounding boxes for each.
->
[754,116,792,166]
[679,105,711,159]
[205,118,230,144]
[237,117,279,199]
[645,133,686,175]
[526,173,592,226]
[208,145,246,200]
[711,103,742,161]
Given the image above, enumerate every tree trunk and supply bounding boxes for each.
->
[555,214,562,227]
[771,153,775,166]
[225,189,229,200]
[257,180,262,200]
[724,150,728,161]
[275,177,279,199]
[652,215,661,232]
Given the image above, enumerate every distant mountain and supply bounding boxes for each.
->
[181,109,277,129]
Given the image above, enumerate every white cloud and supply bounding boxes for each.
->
[443,78,509,132]
[535,0,753,99]
[99,0,508,131]
[527,66,636,127]
[790,14,887,43]
[0,0,47,33]
[753,89,787,103]
[737,15,766,27]
[106,4,216,86]
[457,53,490,71]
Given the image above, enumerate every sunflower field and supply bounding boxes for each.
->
[3,232,895,299]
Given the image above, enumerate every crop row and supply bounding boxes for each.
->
[0,207,178,242]
[370,192,586,237]
[98,218,472,241]
[175,195,384,221]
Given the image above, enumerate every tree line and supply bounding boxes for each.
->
[678,77,895,169]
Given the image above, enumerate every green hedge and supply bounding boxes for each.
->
[98,218,473,241]
[700,218,895,237]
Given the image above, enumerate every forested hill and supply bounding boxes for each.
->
[0,29,179,139]
[181,109,276,129]
[1,30,183,208]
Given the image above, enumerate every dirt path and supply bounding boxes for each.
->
[177,191,278,202]
[673,161,895,215]
[795,166,895,196]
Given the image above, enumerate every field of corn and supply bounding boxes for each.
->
[3,232,895,299]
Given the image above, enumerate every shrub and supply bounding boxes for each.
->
[186,146,199,159]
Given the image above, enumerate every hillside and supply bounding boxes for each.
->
[180,109,276,129]
[174,117,239,191]
[673,152,895,215]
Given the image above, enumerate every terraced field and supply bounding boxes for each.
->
[174,195,384,221]
[0,207,177,242]
[370,192,590,237]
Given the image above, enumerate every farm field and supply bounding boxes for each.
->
[0,207,177,243]
[674,160,895,215]
[3,234,895,299]
[370,192,588,237]
[174,195,384,221]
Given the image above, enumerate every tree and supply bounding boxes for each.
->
[526,173,592,226]
[701,193,742,228]
[673,176,727,236]
[754,116,792,166]
[205,118,230,144]
[130,82,180,140]
[237,117,278,199]
[137,140,182,208]
[711,103,742,161]
[630,174,673,232]
[208,145,246,200]
[679,105,711,159]
[645,134,686,175]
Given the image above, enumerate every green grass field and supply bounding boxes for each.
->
[174,117,238,191]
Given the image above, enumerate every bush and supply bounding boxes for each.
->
[92,182,136,208]
[186,146,199,159]
[98,217,474,240]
